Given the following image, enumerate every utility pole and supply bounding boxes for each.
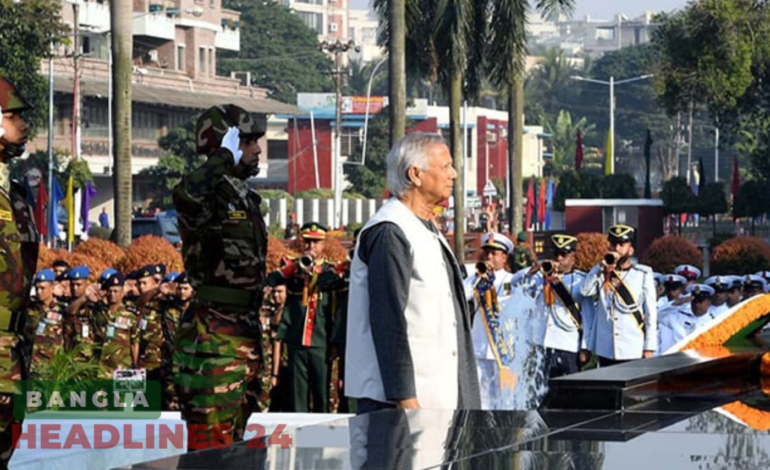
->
[112,0,133,247]
[686,102,693,185]
[319,39,359,230]
[509,80,524,235]
[70,1,81,251]
[389,0,406,145]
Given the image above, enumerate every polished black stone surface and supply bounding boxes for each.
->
[126,389,770,469]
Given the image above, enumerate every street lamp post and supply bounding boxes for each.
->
[318,39,360,230]
[571,74,654,174]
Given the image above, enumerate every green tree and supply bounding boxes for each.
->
[218,0,335,104]
[0,0,69,134]
[346,57,388,97]
[696,181,729,236]
[345,109,393,198]
[552,170,600,211]
[545,110,597,173]
[140,119,204,209]
[660,176,696,234]
[524,47,581,125]
[733,179,770,235]
[601,174,637,199]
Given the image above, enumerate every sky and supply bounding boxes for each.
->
[348,0,690,19]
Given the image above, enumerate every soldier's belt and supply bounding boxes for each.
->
[0,306,24,333]
[196,285,259,309]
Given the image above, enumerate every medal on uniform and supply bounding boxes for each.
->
[82,324,89,338]
[36,321,46,335]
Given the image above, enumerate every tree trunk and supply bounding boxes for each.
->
[111,0,132,247]
[508,80,524,235]
[450,71,465,263]
[388,0,406,146]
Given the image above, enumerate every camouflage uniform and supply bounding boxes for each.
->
[65,303,104,363]
[510,245,534,272]
[159,297,185,410]
[97,303,139,380]
[173,104,267,446]
[136,297,164,382]
[267,257,341,413]
[330,268,355,413]
[24,299,68,379]
[0,76,40,465]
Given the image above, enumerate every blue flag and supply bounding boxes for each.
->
[48,176,64,238]
[544,178,554,230]
[81,181,97,232]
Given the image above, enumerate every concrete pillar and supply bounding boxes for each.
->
[342,199,349,227]
[354,199,363,225]
[279,198,287,229]
[295,199,304,227]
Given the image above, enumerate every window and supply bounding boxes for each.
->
[199,46,206,74]
[595,27,615,41]
[176,44,185,71]
[296,11,323,34]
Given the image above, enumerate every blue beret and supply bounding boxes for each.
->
[154,264,167,276]
[163,271,180,283]
[138,265,155,279]
[100,268,118,282]
[101,271,125,289]
[34,269,55,283]
[67,266,91,280]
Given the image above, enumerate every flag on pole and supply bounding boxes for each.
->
[35,177,48,236]
[538,177,547,225]
[544,178,554,230]
[66,174,74,244]
[525,177,535,228]
[698,157,706,194]
[48,176,64,239]
[80,181,97,233]
[731,156,740,202]
[644,129,652,199]
[604,131,613,175]
[575,129,584,170]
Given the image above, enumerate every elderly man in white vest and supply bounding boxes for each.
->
[345,132,481,413]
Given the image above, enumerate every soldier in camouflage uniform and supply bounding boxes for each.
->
[64,266,103,363]
[133,265,164,384]
[510,231,534,272]
[24,270,68,379]
[0,76,40,466]
[267,223,345,413]
[159,273,193,410]
[93,273,138,379]
[258,284,285,411]
[173,104,268,447]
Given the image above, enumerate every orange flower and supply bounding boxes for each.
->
[676,295,770,351]
[721,401,770,431]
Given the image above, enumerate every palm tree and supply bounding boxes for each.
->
[111,0,133,247]
[373,0,478,260]
[525,47,580,124]
[545,110,597,173]
[485,0,575,233]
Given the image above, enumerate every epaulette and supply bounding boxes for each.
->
[632,264,653,274]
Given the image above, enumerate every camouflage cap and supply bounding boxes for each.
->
[0,76,33,113]
[195,104,265,156]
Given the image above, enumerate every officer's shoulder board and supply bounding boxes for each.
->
[632,264,653,274]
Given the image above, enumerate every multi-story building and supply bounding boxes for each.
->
[529,12,658,57]
[279,0,349,42]
[25,0,297,227]
[348,8,380,63]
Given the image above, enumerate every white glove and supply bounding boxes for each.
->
[0,105,5,140]
[221,126,243,165]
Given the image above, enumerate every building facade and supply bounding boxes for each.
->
[279,0,349,42]
[25,0,297,229]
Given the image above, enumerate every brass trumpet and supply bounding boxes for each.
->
[299,254,314,270]
[603,252,619,267]
[540,260,556,276]
[476,261,488,275]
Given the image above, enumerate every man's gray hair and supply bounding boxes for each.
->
[387,132,448,198]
